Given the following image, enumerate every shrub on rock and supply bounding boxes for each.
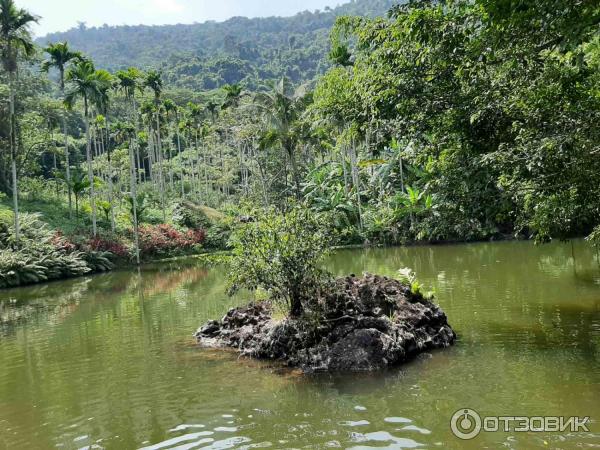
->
[227,206,331,318]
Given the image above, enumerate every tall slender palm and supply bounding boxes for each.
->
[64,59,112,236]
[144,70,166,221]
[206,100,219,123]
[254,77,309,198]
[0,0,38,244]
[221,85,244,194]
[115,68,144,265]
[188,102,204,198]
[41,42,84,219]
[115,67,144,182]
[162,98,177,189]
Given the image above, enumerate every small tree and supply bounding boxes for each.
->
[228,206,330,318]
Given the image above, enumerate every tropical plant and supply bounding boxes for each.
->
[0,0,38,243]
[41,41,84,218]
[58,168,90,224]
[397,267,433,300]
[64,59,112,236]
[97,200,112,223]
[254,77,311,198]
[144,70,167,220]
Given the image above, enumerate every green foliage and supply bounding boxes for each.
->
[227,206,331,317]
[311,0,600,244]
[0,212,90,288]
[2,0,599,293]
[97,200,112,222]
[81,250,114,272]
[587,226,600,250]
[173,201,211,230]
[126,193,148,226]
[397,267,434,300]
[39,1,396,89]
[0,248,90,288]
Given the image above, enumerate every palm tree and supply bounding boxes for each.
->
[64,59,112,236]
[162,98,177,189]
[254,77,310,198]
[57,168,90,225]
[188,102,205,198]
[206,100,219,123]
[115,67,145,182]
[0,0,38,244]
[115,69,144,265]
[41,42,84,219]
[144,70,166,221]
[222,83,243,109]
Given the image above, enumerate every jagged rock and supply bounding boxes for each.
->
[194,274,456,372]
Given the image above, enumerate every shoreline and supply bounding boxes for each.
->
[2,235,591,291]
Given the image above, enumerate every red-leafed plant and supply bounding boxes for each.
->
[51,231,77,253]
[86,236,129,258]
[138,224,205,256]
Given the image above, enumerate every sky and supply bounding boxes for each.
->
[19,0,350,37]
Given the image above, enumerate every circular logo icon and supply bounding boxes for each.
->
[450,408,482,440]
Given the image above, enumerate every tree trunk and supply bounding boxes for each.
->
[8,70,20,244]
[105,118,116,232]
[132,96,143,183]
[62,113,72,217]
[287,145,301,199]
[290,293,303,318]
[75,194,79,225]
[129,138,140,265]
[194,130,202,201]
[175,116,185,199]
[399,156,405,194]
[167,130,174,190]
[84,99,98,236]
[341,145,350,196]
[147,126,154,182]
[350,139,363,232]
[59,70,73,218]
[156,113,166,222]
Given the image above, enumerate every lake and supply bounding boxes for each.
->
[1,240,599,449]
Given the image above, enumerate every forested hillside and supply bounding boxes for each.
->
[38,0,397,89]
[1,0,599,289]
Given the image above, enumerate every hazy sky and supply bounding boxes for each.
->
[19,0,350,37]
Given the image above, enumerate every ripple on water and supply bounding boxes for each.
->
[384,417,412,424]
[399,425,431,435]
[340,420,371,427]
[214,426,238,432]
[138,431,214,450]
[349,431,423,448]
[168,424,206,432]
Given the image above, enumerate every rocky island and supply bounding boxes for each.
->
[195,273,456,372]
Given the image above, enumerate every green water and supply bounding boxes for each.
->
[1,241,599,449]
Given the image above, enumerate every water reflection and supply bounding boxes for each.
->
[0,241,598,449]
[0,259,213,337]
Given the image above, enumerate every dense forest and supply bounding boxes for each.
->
[0,0,599,288]
[39,0,398,90]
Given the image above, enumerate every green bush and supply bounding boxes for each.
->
[173,201,212,230]
[227,206,331,318]
[204,221,232,250]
